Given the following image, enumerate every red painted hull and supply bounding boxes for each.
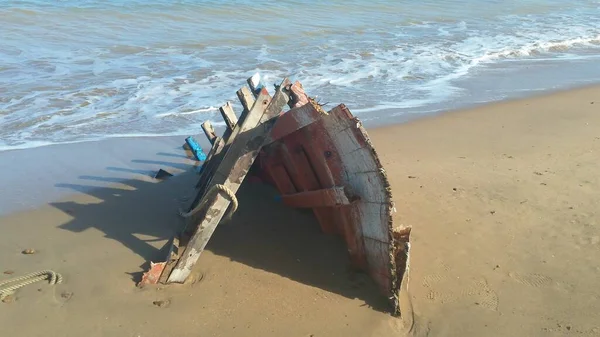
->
[258,101,410,315]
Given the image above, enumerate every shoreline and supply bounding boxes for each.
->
[2,71,600,155]
[364,81,600,127]
[0,83,598,217]
[1,84,599,336]
[0,135,204,216]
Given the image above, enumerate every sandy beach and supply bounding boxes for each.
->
[1,85,599,336]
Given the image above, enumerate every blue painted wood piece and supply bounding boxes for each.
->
[185,136,207,161]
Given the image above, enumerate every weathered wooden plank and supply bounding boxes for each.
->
[157,236,180,284]
[236,86,256,113]
[320,103,402,315]
[194,137,224,188]
[190,88,262,205]
[363,237,392,291]
[281,186,356,208]
[339,205,368,270]
[188,83,265,212]
[278,136,338,235]
[219,102,238,134]
[192,103,237,191]
[299,123,344,235]
[258,80,291,122]
[266,163,297,194]
[190,88,256,205]
[201,121,217,145]
[169,89,279,282]
[263,101,324,145]
[167,80,291,283]
[208,80,290,186]
[193,79,288,194]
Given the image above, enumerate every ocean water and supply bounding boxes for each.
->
[1,0,599,151]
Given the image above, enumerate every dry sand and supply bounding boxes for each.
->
[1,86,599,336]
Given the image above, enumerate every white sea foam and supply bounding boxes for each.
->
[1,0,599,151]
[155,107,220,118]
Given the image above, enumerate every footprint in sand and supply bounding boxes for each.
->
[422,273,445,288]
[421,260,451,288]
[423,273,456,304]
[421,260,499,310]
[426,289,456,304]
[508,272,553,288]
[424,277,499,311]
[462,279,499,311]
[422,260,457,303]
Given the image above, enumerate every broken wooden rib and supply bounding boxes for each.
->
[201,121,217,145]
[236,86,256,113]
[219,102,238,135]
[192,91,251,200]
[139,81,257,287]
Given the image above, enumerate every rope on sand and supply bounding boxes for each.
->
[0,270,63,300]
[179,184,238,220]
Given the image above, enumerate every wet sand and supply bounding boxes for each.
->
[1,86,599,336]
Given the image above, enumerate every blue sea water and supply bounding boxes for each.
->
[1,0,599,151]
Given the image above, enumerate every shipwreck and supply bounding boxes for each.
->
[140,74,411,316]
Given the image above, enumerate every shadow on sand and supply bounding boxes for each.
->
[51,153,389,313]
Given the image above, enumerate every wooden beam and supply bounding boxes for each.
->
[236,86,255,113]
[219,102,238,134]
[158,236,180,284]
[193,78,286,196]
[167,79,291,283]
[264,101,324,145]
[201,121,217,145]
[259,79,291,122]
[188,86,261,210]
[189,76,291,216]
[194,137,224,188]
[280,186,356,208]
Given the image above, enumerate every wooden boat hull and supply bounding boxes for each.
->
[258,100,410,315]
[139,76,410,316]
